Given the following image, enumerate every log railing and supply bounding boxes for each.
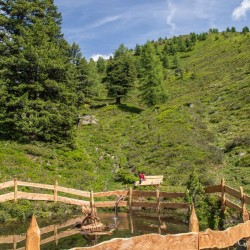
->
[205,178,250,217]
[0,178,250,214]
[11,202,250,250]
[0,179,189,211]
[1,178,250,249]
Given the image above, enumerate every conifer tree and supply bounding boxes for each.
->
[76,58,102,106]
[162,52,170,68]
[140,42,168,106]
[105,46,136,104]
[0,0,77,144]
[96,56,106,74]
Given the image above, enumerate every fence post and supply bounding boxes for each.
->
[129,187,132,211]
[156,189,160,214]
[54,179,58,203]
[54,225,58,246]
[240,186,249,222]
[90,190,94,210]
[25,215,40,250]
[14,178,17,203]
[13,235,17,250]
[189,204,199,233]
[221,178,226,212]
[128,211,134,234]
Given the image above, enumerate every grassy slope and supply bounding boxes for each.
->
[0,32,249,194]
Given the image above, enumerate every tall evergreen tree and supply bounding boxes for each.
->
[96,56,106,74]
[70,42,82,65]
[114,43,128,58]
[242,26,249,34]
[0,0,77,144]
[75,58,102,106]
[105,47,136,104]
[162,52,170,68]
[140,42,168,106]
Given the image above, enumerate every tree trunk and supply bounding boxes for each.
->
[116,97,121,105]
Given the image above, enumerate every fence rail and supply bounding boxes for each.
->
[70,220,250,250]
[0,178,250,214]
[1,178,250,249]
[0,179,190,211]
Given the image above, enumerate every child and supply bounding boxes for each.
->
[139,172,146,184]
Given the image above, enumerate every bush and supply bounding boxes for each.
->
[185,169,221,229]
[115,168,138,184]
[225,136,250,152]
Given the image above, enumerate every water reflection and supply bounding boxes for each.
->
[0,212,188,250]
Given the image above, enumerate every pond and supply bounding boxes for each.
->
[0,211,188,250]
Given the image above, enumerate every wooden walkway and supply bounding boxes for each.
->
[134,175,164,186]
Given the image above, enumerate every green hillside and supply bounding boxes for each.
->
[0,31,249,194]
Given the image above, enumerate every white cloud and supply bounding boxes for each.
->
[90,53,113,61]
[166,1,176,34]
[91,15,122,28]
[232,0,250,19]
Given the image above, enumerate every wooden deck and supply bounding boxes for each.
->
[134,175,164,186]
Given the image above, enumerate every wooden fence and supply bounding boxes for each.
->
[1,178,250,249]
[0,178,250,214]
[0,213,130,250]
[205,178,250,217]
[0,179,189,211]
[70,220,250,250]
[0,216,82,250]
[8,201,250,250]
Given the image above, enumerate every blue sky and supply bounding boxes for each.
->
[54,0,250,60]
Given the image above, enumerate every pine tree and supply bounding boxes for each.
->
[76,58,102,104]
[242,26,249,34]
[140,42,168,106]
[96,56,106,74]
[134,44,142,56]
[86,59,102,98]
[0,0,77,144]
[70,42,82,65]
[173,54,181,68]
[162,52,170,68]
[114,43,129,58]
[105,47,136,104]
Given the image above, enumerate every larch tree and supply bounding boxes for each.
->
[105,45,136,104]
[0,0,77,144]
[75,57,102,106]
[140,42,168,106]
[96,56,106,74]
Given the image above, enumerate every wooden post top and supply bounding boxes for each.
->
[26,215,40,250]
[189,204,199,233]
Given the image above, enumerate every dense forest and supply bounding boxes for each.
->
[0,0,249,222]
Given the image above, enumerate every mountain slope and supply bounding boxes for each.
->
[0,32,249,193]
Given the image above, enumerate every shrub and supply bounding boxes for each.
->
[225,136,250,152]
[115,168,138,184]
[185,169,221,229]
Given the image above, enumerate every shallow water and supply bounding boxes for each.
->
[0,212,188,250]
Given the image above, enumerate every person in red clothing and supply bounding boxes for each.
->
[139,172,146,184]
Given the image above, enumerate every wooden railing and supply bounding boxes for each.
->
[1,178,250,249]
[0,179,189,211]
[205,178,250,216]
[0,213,130,250]
[0,216,82,249]
[70,221,250,250]
[1,178,250,213]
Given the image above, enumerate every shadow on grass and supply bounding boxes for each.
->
[90,103,109,109]
[117,104,143,114]
[90,100,143,114]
